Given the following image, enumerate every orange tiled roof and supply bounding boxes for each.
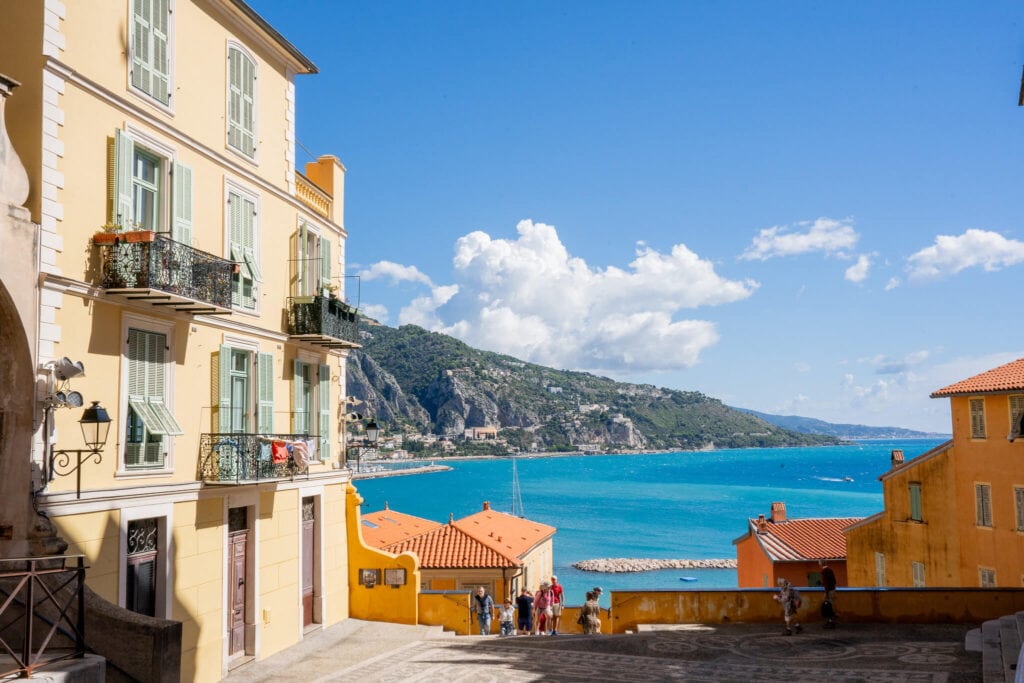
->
[931,358,1024,397]
[454,505,557,559]
[360,508,442,549]
[747,517,861,561]
[382,523,519,569]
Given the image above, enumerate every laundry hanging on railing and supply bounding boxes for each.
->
[257,436,316,467]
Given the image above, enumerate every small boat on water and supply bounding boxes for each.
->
[843,476,854,482]
[679,576,698,582]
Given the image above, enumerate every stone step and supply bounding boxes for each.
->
[983,619,1005,683]
[966,628,982,653]
[1000,616,1021,683]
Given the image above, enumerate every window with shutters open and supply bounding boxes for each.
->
[108,129,192,242]
[970,398,986,439]
[125,328,183,469]
[227,44,257,159]
[129,0,173,107]
[227,188,260,310]
[292,222,332,297]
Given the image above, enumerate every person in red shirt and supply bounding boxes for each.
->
[549,575,565,635]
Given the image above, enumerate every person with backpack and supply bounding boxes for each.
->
[773,578,803,635]
[473,586,495,635]
[820,562,838,629]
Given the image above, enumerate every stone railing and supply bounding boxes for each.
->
[295,172,332,220]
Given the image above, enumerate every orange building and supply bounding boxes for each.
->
[845,358,1024,588]
[360,503,442,547]
[734,501,859,588]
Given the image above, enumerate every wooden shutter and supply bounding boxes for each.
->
[296,222,308,296]
[150,0,170,104]
[114,129,134,230]
[227,47,256,157]
[319,238,331,293]
[318,364,330,461]
[218,345,232,433]
[257,352,275,434]
[293,359,306,434]
[130,0,170,105]
[130,0,151,95]
[127,554,158,616]
[976,484,992,526]
[970,398,986,439]
[1016,487,1024,531]
[172,161,193,244]
[909,483,922,521]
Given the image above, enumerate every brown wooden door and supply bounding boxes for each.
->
[228,529,247,655]
[302,497,315,627]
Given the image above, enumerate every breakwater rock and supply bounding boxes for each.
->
[573,558,737,573]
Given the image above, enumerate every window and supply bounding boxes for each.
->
[227,45,257,158]
[874,552,886,587]
[909,482,922,522]
[126,518,159,616]
[980,567,997,588]
[975,483,993,527]
[227,189,260,310]
[109,130,192,241]
[912,561,925,588]
[970,398,986,439]
[292,360,330,461]
[292,223,332,297]
[215,346,274,434]
[1011,395,1024,440]
[125,328,183,469]
[1015,487,1024,531]
[129,0,172,106]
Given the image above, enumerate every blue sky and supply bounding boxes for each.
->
[251,1,1024,433]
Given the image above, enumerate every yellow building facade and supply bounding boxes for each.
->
[846,359,1024,589]
[1,1,357,679]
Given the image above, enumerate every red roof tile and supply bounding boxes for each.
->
[747,517,861,561]
[360,509,442,549]
[931,358,1024,397]
[454,505,556,560]
[382,523,519,569]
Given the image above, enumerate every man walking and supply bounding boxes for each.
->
[473,586,495,635]
[549,575,565,635]
[820,562,838,628]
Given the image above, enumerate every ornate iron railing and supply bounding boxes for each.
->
[287,295,359,344]
[0,555,86,678]
[199,433,313,484]
[97,234,234,309]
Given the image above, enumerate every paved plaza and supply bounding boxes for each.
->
[226,619,982,682]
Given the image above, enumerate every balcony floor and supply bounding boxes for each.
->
[288,333,361,349]
[104,288,233,315]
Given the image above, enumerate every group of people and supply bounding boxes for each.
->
[472,575,603,636]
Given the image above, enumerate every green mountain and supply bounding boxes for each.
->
[731,408,949,440]
[347,322,840,453]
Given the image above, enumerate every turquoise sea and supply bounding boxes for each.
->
[354,439,946,606]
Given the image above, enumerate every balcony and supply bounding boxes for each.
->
[295,172,332,220]
[287,295,360,349]
[96,233,234,315]
[198,432,312,484]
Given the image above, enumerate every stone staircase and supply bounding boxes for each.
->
[967,613,1024,683]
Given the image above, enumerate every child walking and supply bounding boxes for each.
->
[498,599,516,636]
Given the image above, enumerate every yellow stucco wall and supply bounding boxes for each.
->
[51,510,121,602]
[419,592,474,635]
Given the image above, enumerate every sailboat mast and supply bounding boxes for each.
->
[511,454,524,517]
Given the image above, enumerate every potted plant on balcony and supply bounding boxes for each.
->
[123,227,156,243]
[324,283,339,300]
[92,224,119,245]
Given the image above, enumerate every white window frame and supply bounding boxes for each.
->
[975,482,993,528]
[225,41,259,162]
[117,314,177,478]
[224,179,261,314]
[220,335,261,433]
[122,127,176,233]
[980,567,997,588]
[911,561,925,588]
[127,0,175,112]
[119,503,174,620]
[970,398,986,439]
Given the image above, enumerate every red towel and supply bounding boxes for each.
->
[271,440,288,464]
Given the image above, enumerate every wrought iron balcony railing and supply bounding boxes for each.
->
[199,433,313,484]
[286,295,359,348]
[0,555,86,678]
[96,233,234,315]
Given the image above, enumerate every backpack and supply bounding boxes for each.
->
[789,588,802,610]
[820,599,834,619]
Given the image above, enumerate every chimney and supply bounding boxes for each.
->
[756,514,767,532]
[770,501,787,524]
[384,501,389,510]
[448,512,454,525]
[483,501,490,511]
[891,449,904,469]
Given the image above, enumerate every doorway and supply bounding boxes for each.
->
[227,507,249,657]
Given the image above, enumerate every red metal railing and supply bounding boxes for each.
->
[0,555,86,678]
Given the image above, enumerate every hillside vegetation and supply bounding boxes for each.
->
[347,322,840,453]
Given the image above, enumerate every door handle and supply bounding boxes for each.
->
[238,578,244,587]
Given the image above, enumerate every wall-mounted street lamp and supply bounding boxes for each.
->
[49,401,111,499]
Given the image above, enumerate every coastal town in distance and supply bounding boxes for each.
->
[1,2,1022,681]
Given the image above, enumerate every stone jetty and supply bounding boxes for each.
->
[573,558,737,572]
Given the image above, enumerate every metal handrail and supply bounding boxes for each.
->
[0,555,86,678]
[198,432,312,484]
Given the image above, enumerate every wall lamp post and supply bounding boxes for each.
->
[359,420,380,474]
[49,401,111,499]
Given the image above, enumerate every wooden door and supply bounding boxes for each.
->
[228,529,247,655]
[301,497,315,627]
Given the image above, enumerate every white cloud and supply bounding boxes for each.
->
[391,219,758,372]
[359,261,435,286]
[794,362,811,373]
[844,254,872,283]
[884,277,901,291]
[906,229,1024,280]
[740,217,859,261]
[359,303,389,324]
[859,349,930,375]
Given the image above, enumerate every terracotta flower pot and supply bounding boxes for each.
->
[124,230,156,243]
[92,232,118,245]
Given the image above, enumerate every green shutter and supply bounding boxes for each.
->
[318,363,331,462]
[290,228,300,297]
[131,0,170,105]
[227,47,256,157]
[297,222,308,295]
[114,129,134,230]
[293,359,306,434]
[218,345,232,433]
[172,161,193,244]
[320,238,332,292]
[151,0,170,104]
[257,352,275,434]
